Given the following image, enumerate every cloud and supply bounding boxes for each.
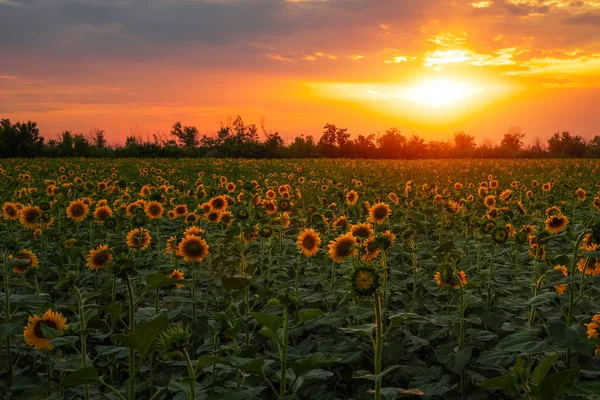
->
[562,11,600,26]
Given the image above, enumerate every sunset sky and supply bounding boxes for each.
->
[1,0,599,145]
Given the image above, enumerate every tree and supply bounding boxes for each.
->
[453,131,476,157]
[405,134,427,159]
[0,119,45,157]
[92,129,107,149]
[318,123,349,157]
[501,126,526,154]
[547,131,587,157]
[377,128,406,158]
[171,121,199,150]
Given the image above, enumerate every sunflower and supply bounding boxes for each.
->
[218,211,233,226]
[86,244,112,271]
[577,258,600,276]
[585,313,600,339]
[167,269,185,288]
[23,309,68,350]
[575,188,586,201]
[164,236,179,255]
[368,202,391,224]
[177,235,209,262]
[19,205,42,229]
[2,202,20,220]
[351,267,379,296]
[350,223,374,241]
[296,228,321,258]
[205,211,220,223]
[173,204,188,218]
[332,216,348,231]
[126,228,152,251]
[553,265,568,295]
[499,189,512,201]
[145,201,164,219]
[328,232,358,263]
[388,192,399,205]
[262,200,277,215]
[66,200,89,223]
[545,215,569,234]
[10,249,39,274]
[208,196,228,213]
[434,265,467,289]
[346,190,358,206]
[94,205,113,222]
[184,226,205,237]
[361,238,381,261]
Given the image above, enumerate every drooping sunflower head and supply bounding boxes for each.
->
[2,202,20,220]
[434,262,467,289]
[361,238,381,261]
[296,228,321,258]
[86,244,112,271]
[126,228,152,251]
[350,266,380,297]
[368,202,391,224]
[23,309,68,350]
[332,216,348,231]
[481,220,496,234]
[66,200,89,223]
[328,232,358,263]
[176,235,209,262]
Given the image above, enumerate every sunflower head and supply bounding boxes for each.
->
[24,309,68,350]
[104,216,117,229]
[109,250,136,278]
[177,235,209,263]
[481,220,496,234]
[236,208,249,220]
[545,215,569,234]
[434,262,467,289]
[157,324,191,359]
[260,226,273,238]
[56,271,79,292]
[492,227,509,244]
[350,266,380,297]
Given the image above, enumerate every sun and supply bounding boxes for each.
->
[399,79,481,107]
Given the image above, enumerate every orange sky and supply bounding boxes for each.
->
[1,0,599,145]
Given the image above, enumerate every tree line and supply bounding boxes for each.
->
[1,116,599,159]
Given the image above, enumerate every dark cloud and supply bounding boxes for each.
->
[562,11,600,26]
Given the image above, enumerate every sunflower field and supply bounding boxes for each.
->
[1,158,600,400]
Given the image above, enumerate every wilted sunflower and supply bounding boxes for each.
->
[492,227,508,244]
[361,238,381,261]
[145,201,164,219]
[350,222,374,241]
[10,249,39,274]
[66,200,89,223]
[350,266,379,296]
[328,232,358,263]
[126,228,152,251]
[86,244,112,271]
[368,202,391,224]
[23,309,68,350]
[167,269,185,288]
[545,215,569,234]
[19,205,42,229]
[2,202,20,220]
[177,235,209,262]
[296,228,321,258]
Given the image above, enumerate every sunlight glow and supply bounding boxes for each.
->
[400,79,481,107]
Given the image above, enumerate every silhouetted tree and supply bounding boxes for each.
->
[548,131,587,157]
[377,128,406,158]
[453,131,476,157]
[171,121,199,149]
[500,126,526,155]
[0,119,44,157]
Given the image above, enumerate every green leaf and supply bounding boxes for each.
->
[41,324,64,339]
[0,321,22,338]
[527,292,556,306]
[478,375,519,395]
[568,380,600,396]
[538,368,580,400]
[380,387,424,399]
[113,314,168,360]
[220,275,251,290]
[292,369,333,394]
[146,273,185,291]
[532,354,560,384]
[289,353,337,377]
[299,308,324,323]
[55,367,101,389]
[496,330,547,354]
[49,336,79,347]
[340,323,375,336]
[168,377,193,395]
[250,312,283,333]
[389,313,429,326]
[353,366,400,382]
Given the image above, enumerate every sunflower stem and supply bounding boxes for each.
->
[75,287,90,400]
[183,347,196,400]
[126,275,136,400]
[279,303,289,397]
[486,242,496,311]
[3,250,12,377]
[373,290,384,400]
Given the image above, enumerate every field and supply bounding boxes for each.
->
[1,158,600,400]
